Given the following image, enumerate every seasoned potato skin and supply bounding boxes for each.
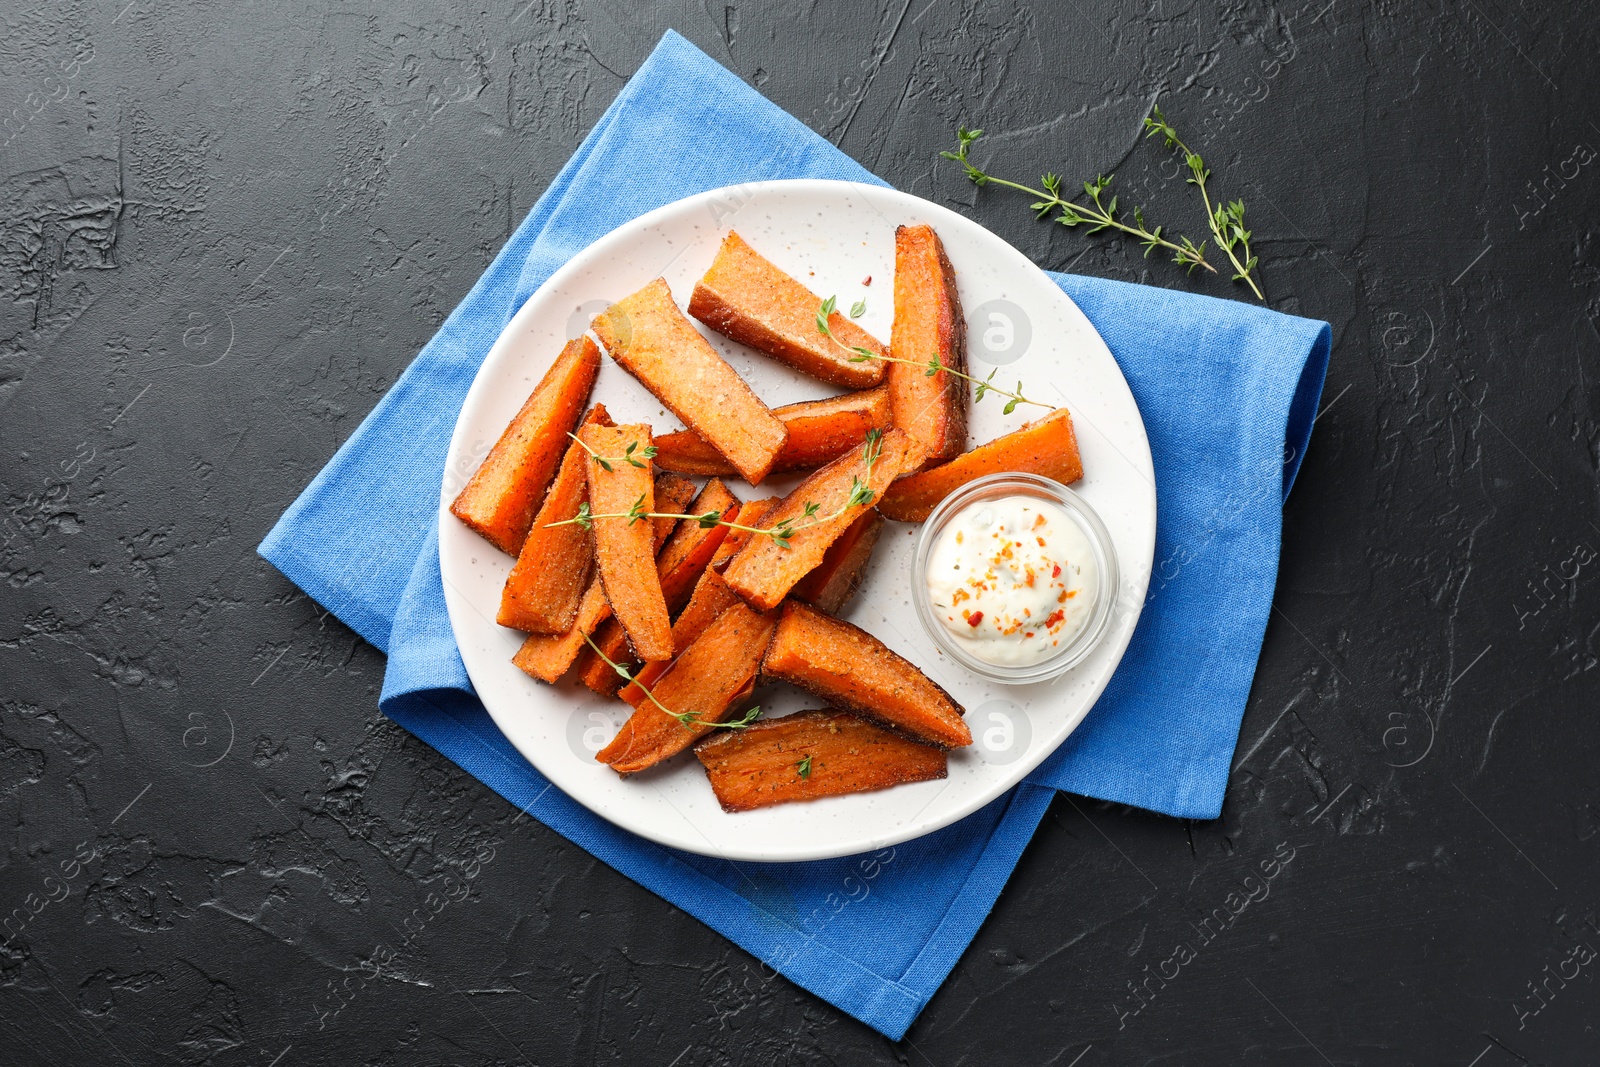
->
[694,708,947,812]
[592,278,787,484]
[878,407,1083,522]
[688,231,888,389]
[583,424,672,663]
[710,497,777,572]
[789,508,883,615]
[497,403,611,634]
[888,225,967,467]
[761,601,971,749]
[513,474,694,683]
[597,602,778,774]
[620,568,745,707]
[723,428,920,611]
[653,387,892,478]
[578,480,738,696]
[450,335,600,555]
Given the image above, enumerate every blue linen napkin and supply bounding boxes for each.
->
[258,30,1330,1040]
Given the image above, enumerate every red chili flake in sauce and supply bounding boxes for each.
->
[966,611,984,627]
[1052,563,1061,578]
[862,275,872,286]
[1045,609,1066,629]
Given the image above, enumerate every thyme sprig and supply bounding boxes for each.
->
[1142,105,1263,299]
[940,125,1216,277]
[568,432,657,472]
[581,629,762,731]
[796,754,813,779]
[563,497,770,537]
[547,431,887,549]
[815,296,1049,414]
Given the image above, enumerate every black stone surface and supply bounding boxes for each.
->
[2,1,1597,1063]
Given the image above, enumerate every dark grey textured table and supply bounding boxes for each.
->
[3,2,1597,1063]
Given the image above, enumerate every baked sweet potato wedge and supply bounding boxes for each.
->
[653,387,893,478]
[575,616,631,696]
[711,496,777,571]
[450,335,601,555]
[687,231,888,389]
[878,407,1083,522]
[655,478,740,609]
[578,479,739,696]
[650,473,699,542]
[761,601,971,748]
[722,428,920,611]
[512,581,611,684]
[597,602,778,774]
[512,472,694,683]
[693,708,947,812]
[497,403,611,633]
[889,225,967,467]
[591,278,787,484]
[789,507,883,615]
[583,423,673,663]
[620,568,745,707]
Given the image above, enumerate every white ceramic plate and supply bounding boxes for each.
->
[439,180,1155,862]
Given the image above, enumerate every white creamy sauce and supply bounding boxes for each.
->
[925,496,1099,667]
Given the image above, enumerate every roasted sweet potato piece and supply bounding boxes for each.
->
[761,601,971,748]
[576,620,633,697]
[655,478,740,609]
[620,569,745,707]
[688,231,888,389]
[569,473,697,682]
[597,603,778,774]
[723,428,920,611]
[711,497,777,571]
[512,582,611,684]
[878,408,1084,522]
[450,335,601,555]
[789,508,883,615]
[591,278,787,484]
[653,387,893,478]
[513,473,694,683]
[583,423,673,663]
[889,225,967,467]
[694,708,947,812]
[578,480,739,696]
[497,404,611,633]
[650,473,699,542]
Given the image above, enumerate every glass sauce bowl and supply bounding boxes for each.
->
[911,472,1120,685]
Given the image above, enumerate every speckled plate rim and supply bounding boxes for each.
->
[439,179,1156,862]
